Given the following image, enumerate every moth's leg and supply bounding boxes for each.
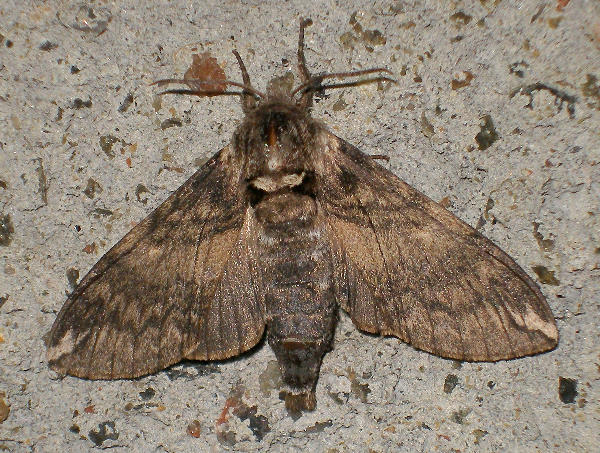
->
[233,50,257,112]
[370,154,390,162]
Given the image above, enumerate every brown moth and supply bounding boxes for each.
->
[47,19,558,413]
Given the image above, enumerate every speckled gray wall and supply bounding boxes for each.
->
[1,1,598,452]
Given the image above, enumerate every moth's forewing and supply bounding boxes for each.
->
[318,132,558,362]
[47,148,266,379]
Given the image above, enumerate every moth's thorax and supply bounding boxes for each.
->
[234,100,319,189]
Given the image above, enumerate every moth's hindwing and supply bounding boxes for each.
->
[319,132,558,362]
[47,147,266,379]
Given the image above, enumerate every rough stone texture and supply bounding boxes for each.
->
[1,1,598,451]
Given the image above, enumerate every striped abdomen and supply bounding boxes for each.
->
[254,191,336,411]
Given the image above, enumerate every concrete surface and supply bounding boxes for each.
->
[1,0,598,451]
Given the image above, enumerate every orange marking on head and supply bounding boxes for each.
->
[267,120,277,148]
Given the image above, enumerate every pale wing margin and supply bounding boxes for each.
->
[318,133,558,361]
[47,147,265,379]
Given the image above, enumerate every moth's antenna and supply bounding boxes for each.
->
[297,17,314,110]
[291,68,395,98]
[297,18,313,85]
[293,18,395,107]
[152,78,265,100]
[232,50,258,113]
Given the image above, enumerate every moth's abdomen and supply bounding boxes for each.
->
[255,192,336,412]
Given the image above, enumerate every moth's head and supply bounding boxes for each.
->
[232,100,318,182]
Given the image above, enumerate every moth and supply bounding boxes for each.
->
[47,19,558,413]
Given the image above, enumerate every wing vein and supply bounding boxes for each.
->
[355,192,410,340]
[462,279,491,359]
[486,285,518,357]
[192,200,217,357]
